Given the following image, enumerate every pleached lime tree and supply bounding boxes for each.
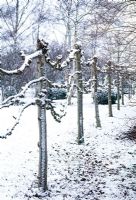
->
[0,38,87,193]
[0,39,66,192]
[36,39,65,191]
[36,40,48,191]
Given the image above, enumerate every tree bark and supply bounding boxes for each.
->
[67,60,76,105]
[116,71,120,110]
[107,61,113,117]
[92,57,101,128]
[121,76,124,105]
[37,50,47,191]
[75,44,84,144]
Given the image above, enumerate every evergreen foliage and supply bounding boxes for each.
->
[96,89,119,105]
[47,88,67,100]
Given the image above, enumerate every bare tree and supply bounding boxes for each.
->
[0,0,37,50]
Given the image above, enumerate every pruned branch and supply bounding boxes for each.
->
[46,54,73,70]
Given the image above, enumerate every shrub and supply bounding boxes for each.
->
[47,88,67,100]
[96,89,119,105]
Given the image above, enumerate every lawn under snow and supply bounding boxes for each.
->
[0,94,136,200]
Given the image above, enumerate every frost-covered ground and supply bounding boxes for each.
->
[0,94,136,200]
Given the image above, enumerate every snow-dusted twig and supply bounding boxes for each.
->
[0,101,36,139]
[0,50,42,75]
[0,76,67,109]
[67,71,91,94]
[46,46,81,70]
[47,54,72,70]
[67,71,81,85]
[83,79,92,93]
[46,100,66,123]
[0,77,51,108]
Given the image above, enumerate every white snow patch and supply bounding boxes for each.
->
[0,94,136,199]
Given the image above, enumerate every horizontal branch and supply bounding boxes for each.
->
[0,76,68,109]
[46,49,76,70]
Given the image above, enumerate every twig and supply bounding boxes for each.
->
[0,50,42,75]
[0,101,35,139]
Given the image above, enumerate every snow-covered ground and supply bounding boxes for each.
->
[0,94,136,200]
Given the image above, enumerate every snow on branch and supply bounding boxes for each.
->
[67,71,81,84]
[45,43,81,70]
[0,101,35,139]
[0,50,42,75]
[67,71,90,95]
[0,75,68,110]
[46,53,74,70]
[46,100,66,123]
[3,77,67,108]
[0,77,47,108]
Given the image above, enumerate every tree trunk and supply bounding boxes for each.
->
[66,12,72,49]
[75,44,84,144]
[121,76,124,105]
[67,60,76,105]
[14,0,19,51]
[92,57,101,128]
[128,81,132,100]
[37,51,47,191]
[107,61,113,117]
[117,71,120,110]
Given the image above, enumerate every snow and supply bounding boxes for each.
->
[0,94,136,199]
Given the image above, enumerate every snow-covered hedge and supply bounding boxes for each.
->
[96,89,119,105]
[47,88,67,100]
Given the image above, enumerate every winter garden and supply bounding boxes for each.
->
[0,0,136,200]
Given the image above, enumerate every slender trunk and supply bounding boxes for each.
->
[37,50,47,191]
[116,48,120,110]
[121,76,124,105]
[107,61,113,117]
[128,82,131,100]
[67,13,72,49]
[75,44,84,144]
[67,82,75,105]
[67,60,76,105]
[0,86,4,102]
[38,102,47,191]
[117,71,120,110]
[93,57,101,127]
[131,81,134,96]
[14,0,19,51]
[36,0,45,41]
